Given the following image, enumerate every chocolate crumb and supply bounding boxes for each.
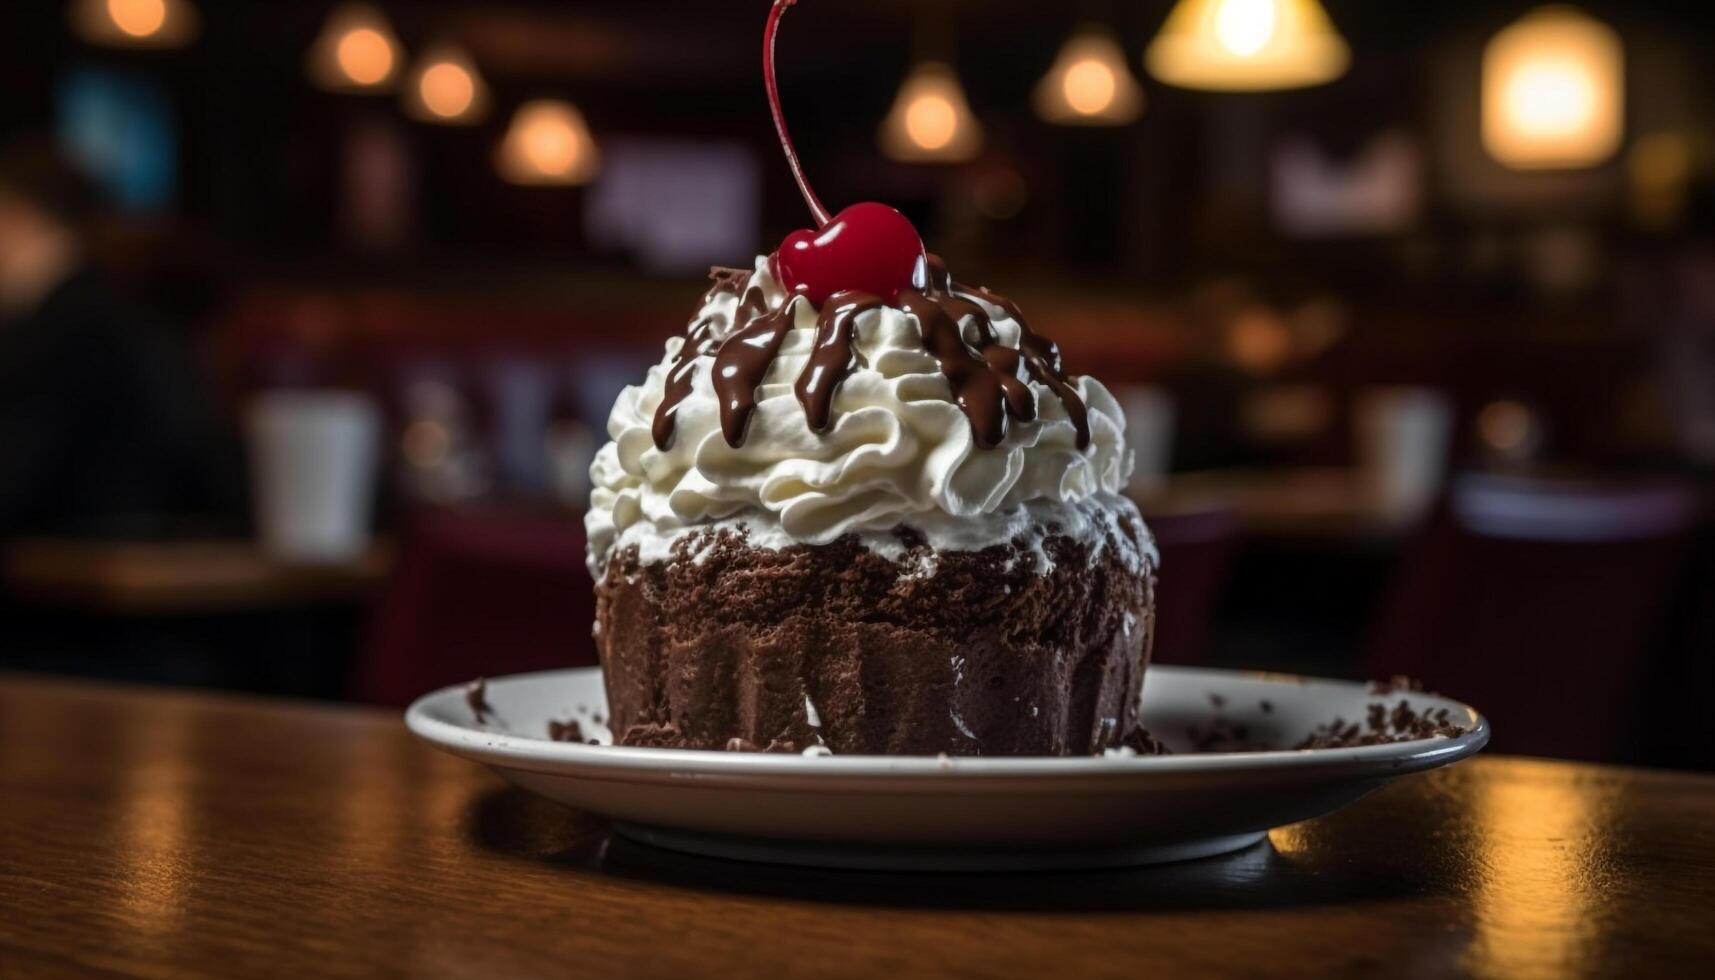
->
[465,679,492,725]
[1368,675,1428,697]
[1208,692,1227,709]
[547,718,585,743]
[1126,727,1170,755]
[1259,700,1274,713]
[706,266,753,297]
[1186,719,1267,752]
[1297,699,1466,749]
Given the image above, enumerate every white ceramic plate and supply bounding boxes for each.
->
[407,665,1488,870]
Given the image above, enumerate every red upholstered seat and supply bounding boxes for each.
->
[1367,474,1700,762]
[353,507,598,707]
[1140,504,1242,666]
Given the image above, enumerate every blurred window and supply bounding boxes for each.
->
[585,138,760,275]
[1270,131,1421,238]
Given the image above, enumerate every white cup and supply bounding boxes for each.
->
[247,390,381,563]
[1354,386,1454,515]
[1116,385,1176,496]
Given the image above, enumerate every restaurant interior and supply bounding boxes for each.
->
[0,0,1711,770]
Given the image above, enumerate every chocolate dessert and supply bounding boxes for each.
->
[583,0,1157,755]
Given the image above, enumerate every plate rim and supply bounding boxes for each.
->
[405,665,1491,783]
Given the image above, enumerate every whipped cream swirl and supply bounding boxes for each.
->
[586,256,1135,579]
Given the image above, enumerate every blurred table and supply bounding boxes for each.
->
[3,676,1713,979]
[0,539,394,615]
[1144,467,1424,544]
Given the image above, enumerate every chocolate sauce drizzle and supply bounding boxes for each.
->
[896,290,1036,449]
[967,284,1090,449]
[650,316,719,450]
[713,296,797,447]
[650,259,1090,451]
[795,290,883,432]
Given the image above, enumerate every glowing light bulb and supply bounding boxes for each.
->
[420,64,473,118]
[1507,62,1595,137]
[337,29,393,86]
[404,47,488,124]
[1064,60,1117,115]
[879,62,984,163]
[1145,0,1348,91]
[307,5,403,92]
[497,100,600,186]
[905,96,957,151]
[70,0,197,48]
[1035,26,1144,126]
[1214,0,1276,57]
[1482,6,1623,170]
[108,0,167,38]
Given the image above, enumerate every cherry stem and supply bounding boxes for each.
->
[765,0,831,228]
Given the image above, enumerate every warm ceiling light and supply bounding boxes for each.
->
[69,0,198,48]
[1481,6,1623,171]
[339,30,393,85]
[404,46,488,125]
[879,62,984,164]
[306,4,403,92]
[497,99,600,186]
[1034,25,1145,126]
[111,0,165,37]
[1145,0,1349,92]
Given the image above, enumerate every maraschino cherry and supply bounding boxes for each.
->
[764,0,925,306]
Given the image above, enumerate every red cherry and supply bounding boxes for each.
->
[763,4,927,306]
[775,202,926,306]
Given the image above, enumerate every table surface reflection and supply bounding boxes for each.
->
[3,674,1713,979]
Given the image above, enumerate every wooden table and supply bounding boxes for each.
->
[0,539,394,615]
[4,675,1713,979]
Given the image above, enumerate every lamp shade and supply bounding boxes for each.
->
[404,46,489,125]
[1145,0,1349,92]
[307,3,403,93]
[878,62,984,164]
[1034,25,1146,126]
[1481,6,1624,171]
[69,0,198,48]
[497,100,600,186]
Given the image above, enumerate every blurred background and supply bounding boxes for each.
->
[0,0,1710,768]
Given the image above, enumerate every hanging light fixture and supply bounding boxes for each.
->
[403,45,489,125]
[878,62,984,163]
[307,3,404,93]
[69,0,199,48]
[496,99,600,186]
[1144,0,1349,92]
[1034,24,1145,126]
[1481,6,1624,171]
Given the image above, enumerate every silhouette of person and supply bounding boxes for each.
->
[0,137,241,539]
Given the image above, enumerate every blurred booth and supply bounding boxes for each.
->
[1367,473,1701,762]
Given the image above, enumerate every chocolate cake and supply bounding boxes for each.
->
[581,0,1157,756]
[597,507,1154,756]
